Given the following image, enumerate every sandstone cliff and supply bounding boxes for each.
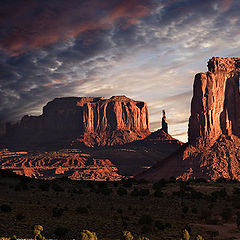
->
[5,96,150,148]
[189,57,240,146]
[137,57,240,181]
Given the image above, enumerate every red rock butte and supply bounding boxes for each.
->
[4,96,150,148]
[137,57,240,181]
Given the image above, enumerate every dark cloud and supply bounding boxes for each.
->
[0,0,239,144]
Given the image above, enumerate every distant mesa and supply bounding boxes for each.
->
[3,95,150,148]
[137,57,240,181]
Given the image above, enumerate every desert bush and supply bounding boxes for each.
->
[154,189,163,197]
[141,225,152,234]
[191,206,198,214]
[38,182,50,191]
[155,220,165,230]
[138,215,152,225]
[10,235,17,240]
[195,235,204,240]
[52,207,64,217]
[117,208,123,214]
[138,189,150,197]
[221,207,232,222]
[73,187,84,194]
[152,179,166,190]
[137,237,149,240]
[117,187,127,196]
[16,213,25,220]
[120,231,133,240]
[33,225,45,240]
[166,223,172,228]
[122,179,133,188]
[200,209,212,221]
[206,230,219,238]
[1,204,12,212]
[182,229,190,240]
[54,226,69,238]
[99,187,112,195]
[76,206,89,214]
[52,183,64,192]
[182,206,189,214]
[236,211,240,228]
[80,229,97,240]
[130,188,139,197]
[14,181,29,191]
[211,188,227,199]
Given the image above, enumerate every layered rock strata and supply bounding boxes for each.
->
[137,57,240,181]
[5,96,150,148]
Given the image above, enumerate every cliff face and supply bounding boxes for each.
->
[137,57,240,181]
[6,96,150,147]
[189,57,240,146]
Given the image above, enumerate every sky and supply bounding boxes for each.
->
[0,0,240,142]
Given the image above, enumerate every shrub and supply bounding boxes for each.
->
[52,183,64,192]
[38,182,50,191]
[122,179,133,188]
[73,187,84,194]
[138,215,152,225]
[1,204,12,212]
[206,230,219,238]
[236,211,240,228]
[182,229,190,240]
[99,187,112,195]
[138,189,150,197]
[141,225,152,234]
[154,189,163,198]
[54,227,69,238]
[16,213,25,220]
[76,206,89,214]
[155,220,165,230]
[120,231,133,240]
[130,188,139,197]
[211,188,227,199]
[182,206,189,214]
[14,182,29,191]
[80,229,97,240]
[117,208,123,214]
[152,179,166,190]
[137,237,149,240]
[33,225,45,240]
[195,235,204,240]
[221,207,232,222]
[10,235,17,240]
[117,187,127,196]
[52,207,64,217]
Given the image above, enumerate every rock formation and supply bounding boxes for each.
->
[161,110,168,133]
[137,57,240,181]
[5,96,150,148]
[189,57,240,146]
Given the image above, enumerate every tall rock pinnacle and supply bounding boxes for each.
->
[162,110,168,133]
[189,57,240,146]
[137,57,240,181]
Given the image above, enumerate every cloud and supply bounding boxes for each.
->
[0,0,153,56]
[1,0,240,143]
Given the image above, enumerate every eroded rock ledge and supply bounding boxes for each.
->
[5,96,150,148]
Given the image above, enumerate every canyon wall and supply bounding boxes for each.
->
[189,57,240,146]
[137,57,240,181]
[5,96,150,147]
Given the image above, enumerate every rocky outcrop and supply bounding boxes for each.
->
[5,96,150,148]
[161,110,168,133]
[189,57,240,146]
[137,57,240,181]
